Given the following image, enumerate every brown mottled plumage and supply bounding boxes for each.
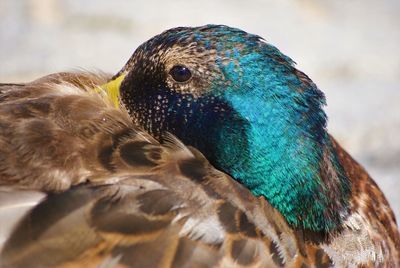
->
[0,72,398,267]
[0,73,330,267]
[1,24,399,267]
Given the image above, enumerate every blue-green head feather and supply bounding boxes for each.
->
[119,25,351,232]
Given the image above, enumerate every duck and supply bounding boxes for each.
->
[0,25,398,267]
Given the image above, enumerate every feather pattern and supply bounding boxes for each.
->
[0,72,398,267]
[0,73,330,267]
[0,24,399,267]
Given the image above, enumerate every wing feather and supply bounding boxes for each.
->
[0,72,343,267]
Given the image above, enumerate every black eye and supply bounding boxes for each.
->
[169,65,192,82]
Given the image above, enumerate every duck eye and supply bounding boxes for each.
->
[169,65,192,82]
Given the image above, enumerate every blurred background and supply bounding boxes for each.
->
[0,0,399,221]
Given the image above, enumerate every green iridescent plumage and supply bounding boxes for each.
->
[118,25,351,232]
[1,25,399,267]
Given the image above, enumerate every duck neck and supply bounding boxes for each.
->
[216,87,351,231]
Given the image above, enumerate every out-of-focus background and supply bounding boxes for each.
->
[1,0,399,221]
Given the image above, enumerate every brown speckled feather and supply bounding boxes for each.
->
[0,73,322,268]
[326,139,400,267]
[0,72,115,191]
[0,73,398,267]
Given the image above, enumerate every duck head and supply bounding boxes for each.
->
[115,25,351,232]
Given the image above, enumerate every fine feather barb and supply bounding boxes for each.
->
[0,71,398,267]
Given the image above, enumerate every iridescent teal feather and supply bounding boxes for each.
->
[119,25,351,232]
[199,26,350,231]
[1,25,398,267]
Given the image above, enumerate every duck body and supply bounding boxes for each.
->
[0,72,332,267]
[0,25,399,267]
